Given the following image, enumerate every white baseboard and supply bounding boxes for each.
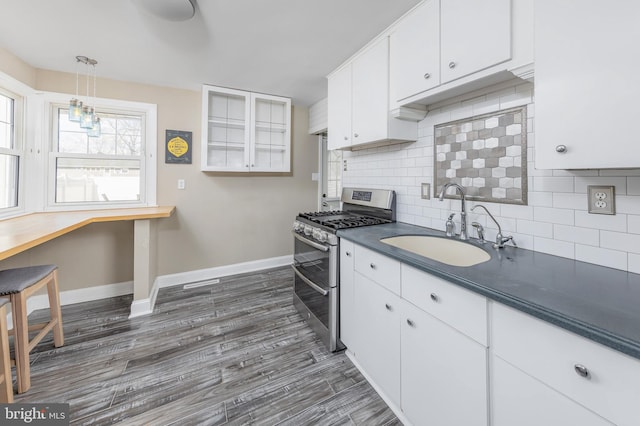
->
[7,280,134,328]
[155,254,293,289]
[29,280,133,313]
[129,254,293,318]
[13,254,293,322]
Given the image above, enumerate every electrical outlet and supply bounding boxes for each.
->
[588,185,615,215]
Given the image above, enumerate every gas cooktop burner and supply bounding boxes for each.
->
[297,210,392,231]
[322,216,392,230]
[298,210,345,219]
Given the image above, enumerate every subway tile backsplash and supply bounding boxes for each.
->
[342,81,640,274]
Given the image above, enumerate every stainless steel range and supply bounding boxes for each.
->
[292,188,396,351]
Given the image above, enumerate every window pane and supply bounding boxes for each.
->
[116,117,142,155]
[0,153,19,208]
[55,157,140,203]
[326,149,342,199]
[0,94,14,149]
[58,109,142,156]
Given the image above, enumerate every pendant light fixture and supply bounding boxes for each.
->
[68,59,82,122]
[69,56,101,137]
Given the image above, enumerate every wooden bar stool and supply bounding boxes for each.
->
[0,298,13,402]
[0,265,64,394]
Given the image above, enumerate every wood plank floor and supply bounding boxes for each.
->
[13,267,401,426]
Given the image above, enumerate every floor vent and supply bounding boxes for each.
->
[183,278,220,289]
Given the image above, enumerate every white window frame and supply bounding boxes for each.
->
[0,72,30,219]
[40,92,157,211]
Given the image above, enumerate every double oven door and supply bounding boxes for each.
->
[292,231,342,352]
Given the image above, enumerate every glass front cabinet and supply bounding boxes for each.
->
[201,85,291,172]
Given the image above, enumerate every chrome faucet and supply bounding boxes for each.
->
[438,183,468,240]
[471,204,517,248]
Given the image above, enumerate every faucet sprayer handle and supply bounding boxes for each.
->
[471,222,485,241]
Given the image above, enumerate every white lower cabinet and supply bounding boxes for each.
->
[354,271,401,407]
[341,241,640,426]
[492,355,612,426]
[492,302,640,426]
[339,239,356,350]
[345,242,487,425]
[402,300,488,426]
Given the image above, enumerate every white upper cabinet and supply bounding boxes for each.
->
[327,37,418,151]
[327,65,352,150]
[534,0,640,169]
[389,0,440,103]
[440,0,511,84]
[201,85,291,172]
[390,0,533,107]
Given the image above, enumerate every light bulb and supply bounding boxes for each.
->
[69,99,82,122]
[80,106,94,129]
[87,117,101,137]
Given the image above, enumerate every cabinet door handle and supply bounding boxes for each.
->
[354,133,359,138]
[556,144,567,153]
[448,61,456,69]
[385,303,392,311]
[430,293,439,302]
[423,72,431,79]
[406,319,415,327]
[370,263,376,270]
[345,251,351,257]
[344,136,348,140]
[574,364,590,379]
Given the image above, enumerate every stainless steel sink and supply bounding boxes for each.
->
[380,235,491,267]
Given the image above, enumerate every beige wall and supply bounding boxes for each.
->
[0,49,319,291]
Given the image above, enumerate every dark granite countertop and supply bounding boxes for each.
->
[337,222,640,360]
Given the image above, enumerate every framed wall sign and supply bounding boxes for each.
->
[165,129,192,164]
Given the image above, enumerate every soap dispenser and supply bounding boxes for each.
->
[445,213,456,237]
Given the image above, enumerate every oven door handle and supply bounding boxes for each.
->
[291,264,329,296]
[292,231,329,252]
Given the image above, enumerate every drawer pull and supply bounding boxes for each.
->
[406,319,415,327]
[385,303,392,311]
[370,263,376,269]
[430,293,439,302]
[574,364,590,379]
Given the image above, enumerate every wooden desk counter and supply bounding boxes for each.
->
[0,206,174,261]
[0,206,176,317]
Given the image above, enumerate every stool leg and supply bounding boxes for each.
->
[12,292,30,394]
[47,270,64,347]
[0,305,13,403]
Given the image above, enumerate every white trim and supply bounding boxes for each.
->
[39,91,157,211]
[129,255,292,317]
[156,254,293,289]
[8,255,293,324]
[128,276,160,319]
[6,280,134,328]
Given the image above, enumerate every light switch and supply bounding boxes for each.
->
[421,183,431,199]
[177,179,185,190]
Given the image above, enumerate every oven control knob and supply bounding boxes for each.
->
[317,230,328,243]
[304,225,313,236]
[293,221,300,232]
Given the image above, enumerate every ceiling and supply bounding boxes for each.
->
[0,0,422,106]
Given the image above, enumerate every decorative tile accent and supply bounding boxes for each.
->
[434,106,527,205]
